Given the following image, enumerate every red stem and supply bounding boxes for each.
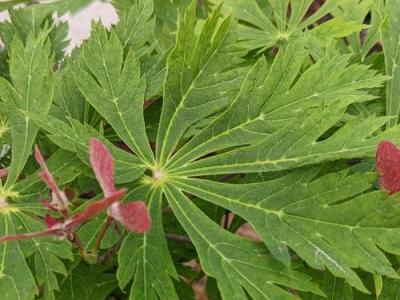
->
[94,216,113,252]
[69,189,126,227]
[0,228,60,242]
[72,232,86,255]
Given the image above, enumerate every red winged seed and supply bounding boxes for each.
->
[44,215,60,228]
[69,189,127,227]
[111,201,151,233]
[88,138,151,233]
[1,139,151,244]
[376,140,400,194]
[0,190,127,243]
[35,145,68,208]
[89,138,116,197]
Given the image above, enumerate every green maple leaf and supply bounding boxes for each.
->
[4,0,400,299]
[207,0,370,53]
[382,0,400,127]
[56,260,118,300]
[172,169,400,292]
[1,149,79,300]
[0,30,54,188]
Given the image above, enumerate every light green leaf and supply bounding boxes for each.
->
[173,170,400,291]
[73,23,154,165]
[310,17,368,44]
[208,0,339,51]
[0,5,69,61]
[0,211,37,300]
[174,101,400,176]
[114,0,155,54]
[382,0,400,127]
[0,30,54,188]
[156,1,247,165]
[26,112,146,184]
[163,183,323,299]
[117,188,179,300]
[167,43,386,169]
[56,260,117,300]
[13,213,73,300]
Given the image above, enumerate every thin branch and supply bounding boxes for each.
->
[93,216,113,253]
[165,233,192,243]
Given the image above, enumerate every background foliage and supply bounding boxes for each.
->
[1,0,400,299]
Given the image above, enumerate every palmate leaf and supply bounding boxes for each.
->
[207,0,346,52]
[0,30,54,188]
[300,272,353,300]
[382,0,400,127]
[173,100,400,176]
[1,149,79,299]
[155,1,247,165]
[0,209,37,300]
[8,1,400,299]
[114,0,155,54]
[163,183,323,300]
[172,169,400,291]
[14,149,82,202]
[13,213,73,300]
[72,23,155,166]
[0,5,69,61]
[166,40,387,170]
[117,188,179,299]
[26,112,146,184]
[56,260,117,300]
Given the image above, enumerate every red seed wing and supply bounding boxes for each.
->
[89,138,116,196]
[376,140,400,194]
[117,201,151,233]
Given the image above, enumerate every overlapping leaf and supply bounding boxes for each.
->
[56,260,117,300]
[172,169,400,291]
[3,1,400,299]
[164,183,323,300]
[173,101,400,176]
[0,31,54,188]
[14,213,73,300]
[156,1,247,165]
[117,188,179,300]
[0,210,37,300]
[27,112,146,184]
[208,0,359,52]
[73,23,154,166]
[167,41,387,170]
[382,0,400,127]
